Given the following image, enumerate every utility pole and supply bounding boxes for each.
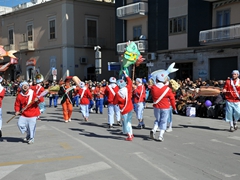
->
[94,46,101,81]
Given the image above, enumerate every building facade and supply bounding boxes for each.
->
[116,0,240,81]
[0,0,115,82]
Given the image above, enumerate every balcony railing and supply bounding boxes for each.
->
[83,37,106,47]
[199,24,240,45]
[19,41,35,51]
[117,2,148,20]
[4,44,16,51]
[117,40,148,53]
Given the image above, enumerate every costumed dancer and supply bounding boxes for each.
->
[104,77,121,129]
[0,76,6,138]
[133,78,146,129]
[15,81,43,144]
[31,74,45,120]
[165,79,180,132]
[78,82,92,121]
[150,63,178,142]
[72,82,80,107]
[58,77,74,123]
[48,81,59,108]
[94,83,105,114]
[113,71,134,141]
[222,70,240,132]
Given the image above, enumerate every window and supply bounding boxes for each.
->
[133,26,142,40]
[87,19,97,38]
[217,10,230,27]
[9,29,14,44]
[169,16,187,34]
[27,24,33,41]
[49,19,56,39]
[85,17,98,45]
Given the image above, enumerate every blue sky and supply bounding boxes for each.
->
[0,0,30,7]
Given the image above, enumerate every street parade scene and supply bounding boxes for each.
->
[1,41,240,179]
[1,0,240,179]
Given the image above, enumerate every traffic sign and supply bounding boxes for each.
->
[52,68,57,76]
[108,62,121,71]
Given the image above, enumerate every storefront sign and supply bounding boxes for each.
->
[198,69,207,78]
[26,59,36,67]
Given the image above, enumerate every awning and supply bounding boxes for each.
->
[0,62,11,72]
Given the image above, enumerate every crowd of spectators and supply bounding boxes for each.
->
[1,76,227,119]
[172,77,226,119]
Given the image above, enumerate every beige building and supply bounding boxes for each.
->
[116,0,148,78]
[0,0,115,82]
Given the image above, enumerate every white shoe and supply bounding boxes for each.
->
[68,118,71,122]
[157,136,164,142]
[150,130,155,139]
[64,120,68,123]
[28,138,34,144]
[166,128,173,132]
[156,128,160,132]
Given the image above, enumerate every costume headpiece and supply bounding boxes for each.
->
[116,79,126,89]
[232,70,239,75]
[136,78,142,84]
[20,81,29,89]
[109,77,116,83]
[79,82,85,88]
[151,62,178,83]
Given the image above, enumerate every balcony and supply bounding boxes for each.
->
[117,2,148,20]
[19,41,35,51]
[199,24,240,46]
[117,40,148,54]
[83,37,106,47]
[4,44,16,51]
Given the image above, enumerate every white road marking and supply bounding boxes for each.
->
[51,126,138,180]
[212,169,237,178]
[182,142,195,145]
[228,136,240,141]
[134,152,179,180]
[211,139,236,147]
[45,161,111,180]
[163,147,190,160]
[0,165,22,179]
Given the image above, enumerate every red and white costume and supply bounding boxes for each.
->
[0,78,6,136]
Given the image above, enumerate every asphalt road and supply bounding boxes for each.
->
[1,96,240,180]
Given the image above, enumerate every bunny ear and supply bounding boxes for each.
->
[167,62,178,73]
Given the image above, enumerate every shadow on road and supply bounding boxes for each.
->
[233,153,240,156]
[69,128,124,140]
[0,137,24,143]
[179,124,227,131]
[79,122,108,129]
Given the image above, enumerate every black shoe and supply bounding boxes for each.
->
[137,124,143,129]
[0,130,2,138]
[117,121,122,127]
[100,112,103,114]
[108,125,113,129]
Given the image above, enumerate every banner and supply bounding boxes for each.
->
[10,57,18,64]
